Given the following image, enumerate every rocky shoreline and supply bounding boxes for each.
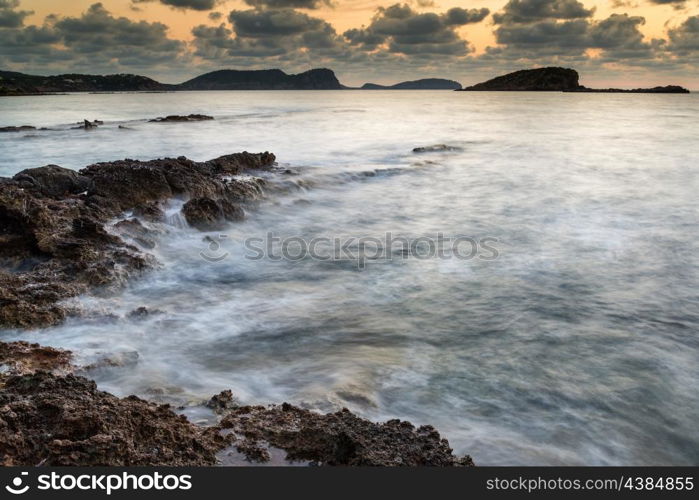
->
[0,152,474,466]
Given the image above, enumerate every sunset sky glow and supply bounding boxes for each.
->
[2,0,699,87]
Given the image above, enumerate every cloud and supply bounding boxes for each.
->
[667,15,699,53]
[486,0,656,65]
[193,7,348,66]
[242,0,329,9]
[131,0,217,11]
[343,3,489,56]
[0,0,32,28]
[647,0,686,7]
[493,0,594,24]
[0,3,187,74]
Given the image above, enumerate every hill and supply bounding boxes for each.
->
[0,71,171,95]
[361,78,461,90]
[178,68,342,91]
[459,67,689,93]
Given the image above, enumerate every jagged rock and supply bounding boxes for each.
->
[0,372,227,466]
[0,152,275,328]
[13,165,89,198]
[206,390,238,413]
[182,197,245,230]
[0,342,72,378]
[217,404,474,466]
[132,202,165,222]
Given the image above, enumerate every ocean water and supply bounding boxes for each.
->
[1,90,698,465]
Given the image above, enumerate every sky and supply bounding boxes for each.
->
[1,0,699,88]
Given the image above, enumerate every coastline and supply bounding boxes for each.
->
[0,150,474,467]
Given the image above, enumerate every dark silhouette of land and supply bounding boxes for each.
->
[458,67,689,93]
[0,67,689,95]
[360,78,461,90]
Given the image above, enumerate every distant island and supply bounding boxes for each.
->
[458,67,689,93]
[1,67,689,95]
[360,78,461,90]
[0,70,171,95]
[0,68,342,95]
[179,68,341,91]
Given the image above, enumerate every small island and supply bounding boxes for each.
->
[458,67,690,93]
[361,78,461,90]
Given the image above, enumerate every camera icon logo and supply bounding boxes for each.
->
[5,472,29,495]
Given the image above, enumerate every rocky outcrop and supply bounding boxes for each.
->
[460,67,690,93]
[149,114,214,123]
[461,67,581,91]
[0,372,227,466]
[0,152,275,328]
[182,197,245,230]
[0,342,73,377]
[0,366,474,466]
[218,403,474,466]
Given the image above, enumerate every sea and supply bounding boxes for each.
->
[1,90,698,465]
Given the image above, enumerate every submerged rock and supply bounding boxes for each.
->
[0,125,36,133]
[412,144,461,153]
[0,152,275,329]
[149,114,214,123]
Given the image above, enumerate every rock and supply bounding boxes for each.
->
[0,341,72,378]
[72,119,102,130]
[182,197,244,231]
[113,218,158,249]
[206,390,238,413]
[0,125,36,133]
[412,144,461,153]
[0,152,275,329]
[132,202,165,222]
[148,114,214,123]
[13,165,89,198]
[127,307,162,319]
[0,338,475,467]
[217,404,474,466]
[0,372,227,466]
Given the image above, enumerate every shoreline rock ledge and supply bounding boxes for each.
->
[0,341,474,466]
[458,67,690,93]
[0,152,274,329]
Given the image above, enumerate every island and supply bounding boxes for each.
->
[361,78,462,90]
[458,67,690,93]
[178,68,342,91]
[0,68,342,95]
